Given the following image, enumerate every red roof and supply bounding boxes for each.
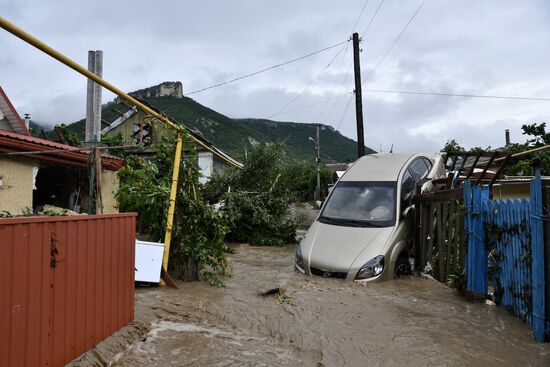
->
[0,86,31,136]
[0,129,125,171]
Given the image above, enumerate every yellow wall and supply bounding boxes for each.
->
[100,169,120,214]
[0,157,36,215]
[108,112,140,143]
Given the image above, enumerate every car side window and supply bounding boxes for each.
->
[401,169,415,208]
[423,158,432,171]
[409,159,430,182]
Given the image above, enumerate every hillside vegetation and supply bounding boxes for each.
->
[42,93,374,162]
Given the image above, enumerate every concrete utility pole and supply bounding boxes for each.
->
[85,50,103,145]
[352,32,365,159]
[309,124,321,201]
[316,123,321,200]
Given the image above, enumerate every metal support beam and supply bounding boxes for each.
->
[161,132,183,281]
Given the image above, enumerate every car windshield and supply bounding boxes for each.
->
[319,181,396,227]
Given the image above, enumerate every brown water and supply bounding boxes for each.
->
[113,244,550,366]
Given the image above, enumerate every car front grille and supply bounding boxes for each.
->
[310,266,347,279]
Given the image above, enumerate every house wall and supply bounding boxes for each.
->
[100,169,120,214]
[107,112,141,143]
[0,157,36,215]
[213,156,228,175]
[0,118,13,132]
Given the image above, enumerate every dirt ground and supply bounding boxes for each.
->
[92,244,550,367]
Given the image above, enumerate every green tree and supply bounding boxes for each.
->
[504,123,550,176]
[203,142,297,246]
[116,135,230,286]
[442,139,465,154]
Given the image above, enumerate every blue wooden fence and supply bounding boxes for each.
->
[464,171,547,342]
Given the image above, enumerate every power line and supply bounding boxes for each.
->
[267,96,340,118]
[364,88,550,101]
[336,93,354,131]
[266,43,349,118]
[351,0,370,33]
[363,0,427,82]
[184,40,347,96]
[360,0,385,37]
[316,43,351,122]
[321,56,354,123]
[269,0,372,122]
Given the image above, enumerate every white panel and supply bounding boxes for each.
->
[135,240,165,283]
[198,152,214,184]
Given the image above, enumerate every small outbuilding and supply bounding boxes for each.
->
[0,86,124,215]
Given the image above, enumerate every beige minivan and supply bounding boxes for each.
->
[295,153,444,283]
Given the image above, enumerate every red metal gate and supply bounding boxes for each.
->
[0,213,136,367]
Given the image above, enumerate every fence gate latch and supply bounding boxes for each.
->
[50,233,59,268]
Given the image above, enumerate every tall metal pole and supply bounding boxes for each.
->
[316,123,321,200]
[161,131,183,281]
[352,32,365,158]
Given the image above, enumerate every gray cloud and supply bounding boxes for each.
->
[1,0,550,155]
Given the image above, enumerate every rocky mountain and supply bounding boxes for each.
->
[57,82,375,162]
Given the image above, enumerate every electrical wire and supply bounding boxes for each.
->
[351,0,370,33]
[271,0,370,123]
[335,93,354,131]
[364,88,550,102]
[360,0,385,37]
[320,56,354,123]
[267,96,340,118]
[184,40,347,96]
[363,0,427,82]
[316,43,351,122]
[265,43,349,118]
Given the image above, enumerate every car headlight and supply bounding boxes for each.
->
[356,255,384,280]
[295,245,304,270]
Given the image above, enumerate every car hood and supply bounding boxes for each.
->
[302,220,394,272]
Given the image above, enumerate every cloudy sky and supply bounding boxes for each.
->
[2,0,550,153]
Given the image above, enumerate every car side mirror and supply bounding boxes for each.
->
[402,205,414,219]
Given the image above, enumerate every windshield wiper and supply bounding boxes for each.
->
[318,217,363,227]
[318,216,389,228]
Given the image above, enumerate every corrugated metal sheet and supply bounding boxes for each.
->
[0,213,136,366]
[0,129,125,171]
[465,172,547,342]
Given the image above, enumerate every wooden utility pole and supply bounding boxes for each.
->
[352,32,365,158]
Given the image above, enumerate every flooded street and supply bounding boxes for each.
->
[113,245,549,366]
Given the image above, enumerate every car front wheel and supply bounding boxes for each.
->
[394,256,411,277]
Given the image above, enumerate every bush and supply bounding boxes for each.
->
[204,141,297,246]
[116,134,230,286]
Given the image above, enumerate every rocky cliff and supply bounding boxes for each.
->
[124,81,183,100]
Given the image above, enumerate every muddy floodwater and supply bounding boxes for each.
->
[113,245,549,366]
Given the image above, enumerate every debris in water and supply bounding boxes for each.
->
[258,287,296,305]
[258,287,282,297]
[276,289,296,306]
